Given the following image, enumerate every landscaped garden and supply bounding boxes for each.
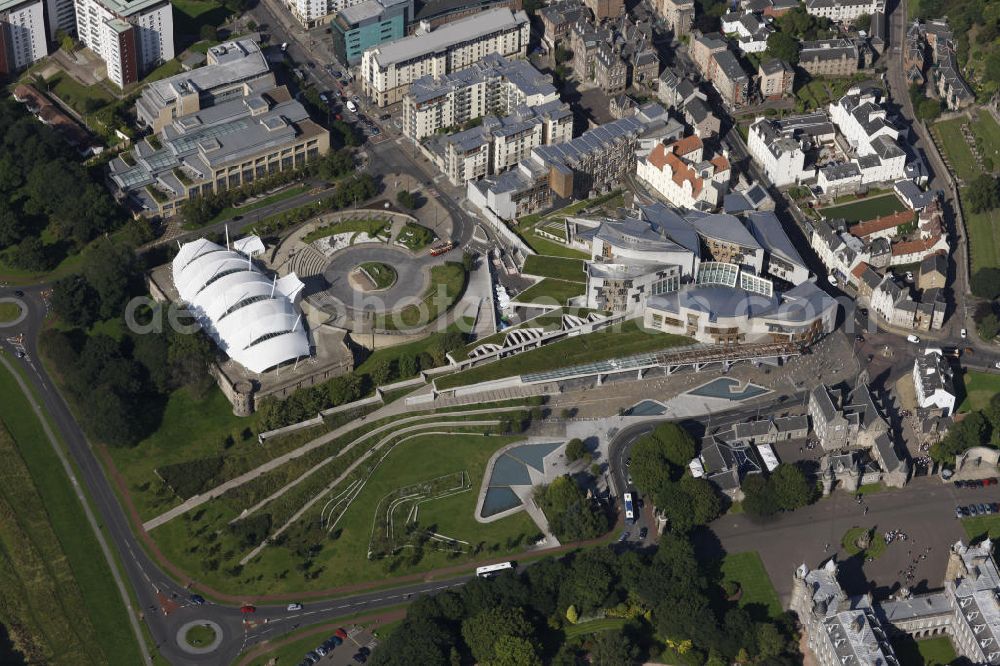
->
[521,255,586,282]
[436,320,691,390]
[377,261,467,330]
[819,193,906,222]
[514,279,586,306]
[719,551,782,619]
[303,217,390,244]
[357,262,397,290]
[395,222,435,251]
[184,624,217,648]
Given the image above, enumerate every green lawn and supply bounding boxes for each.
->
[957,370,1000,413]
[514,279,585,306]
[0,302,21,322]
[892,635,959,665]
[44,73,115,115]
[563,617,626,638]
[820,194,907,223]
[303,217,389,243]
[522,255,586,282]
[962,515,1000,542]
[104,385,257,521]
[964,203,1000,273]
[934,117,979,183]
[359,262,397,290]
[524,234,590,259]
[395,222,435,251]
[184,623,217,648]
[436,320,691,390]
[841,526,888,558]
[377,262,466,330]
[141,59,184,84]
[972,113,1000,172]
[171,0,233,38]
[720,551,782,619]
[0,356,142,665]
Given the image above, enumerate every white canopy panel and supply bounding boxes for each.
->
[172,238,311,373]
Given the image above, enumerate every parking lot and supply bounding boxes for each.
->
[294,625,379,666]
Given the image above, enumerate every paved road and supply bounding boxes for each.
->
[0,287,497,664]
[322,244,430,310]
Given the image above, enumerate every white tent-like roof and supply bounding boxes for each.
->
[172,238,310,373]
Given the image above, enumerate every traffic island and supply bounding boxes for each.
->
[177,620,223,655]
[351,262,398,291]
[841,526,887,559]
[0,298,25,327]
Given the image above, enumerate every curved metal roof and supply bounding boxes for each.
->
[171,239,310,373]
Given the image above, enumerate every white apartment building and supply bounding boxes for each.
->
[636,135,730,210]
[361,8,530,107]
[0,0,47,74]
[44,0,76,39]
[747,118,811,187]
[805,0,883,23]
[74,0,174,87]
[403,53,559,140]
[913,350,956,415]
[829,88,899,156]
[428,100,572,186]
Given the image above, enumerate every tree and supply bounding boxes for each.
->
[979,313,1000,341]
[6,236,49,271]
[488,635,541,666]
[766,32,799,64]
[318,149,354,182]
[200,25,219,42]
[565,438,586,461]
[81,240,138,319]
[167,329,215,395]
[915,97,943,121]
[932,412,991,465]
[653,423,697,468]
[396,189,417,209]
[967,175,1000,214]
[51,275,99,327]
[590,630,639,666]
[461,607,534,664]
[769,464,813,510]
[854,13,871,30]
[536,475,608,542]
[972,267,1000,300]
[680,475,722,526]
[566,604,578,623]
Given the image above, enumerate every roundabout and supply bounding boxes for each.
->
[176,619,223,655]
[323,245,429,313]
[0,297,26,328]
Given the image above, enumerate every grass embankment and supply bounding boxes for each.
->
[521,256,586,282]
[436,320,691,390]
[0,357,142,665]
[200,185,308,226]
[151,429,541,595]
[514,279,586,306]
[376,262,466,330]
[819,194,906,223]
[720,551,782,619]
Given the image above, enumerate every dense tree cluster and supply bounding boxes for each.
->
[534,475,609,542]
[371,537,801,666]
[42,238,216,447]
[741,464,816,520]
[764,6,835,64]
[251,174,379,238]
[914,0,1000,95]
[0,99,122,270]
[629,424,721,533]
[931,399,1000,464]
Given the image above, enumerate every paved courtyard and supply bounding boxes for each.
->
[709,477,991,608]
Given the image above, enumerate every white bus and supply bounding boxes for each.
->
[476,562,515,578]
[623,492,635,524]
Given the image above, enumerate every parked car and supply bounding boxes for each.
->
[619,531,630,542]
[980,503,990,515]
[359,647,371,656]
[961,328,968,338]
[335,628,349,640]
[907,334,920,344]
[329,635,343,646]
[827,274,839,286]
[970,504,980,516]
[639,527,649,539]
[315,646,328,657]
[957,506,965,519]
[353,654,367,664]
[287,602,303,611]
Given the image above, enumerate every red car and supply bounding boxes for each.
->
[240,605,256,614]
[335,628,348,640]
